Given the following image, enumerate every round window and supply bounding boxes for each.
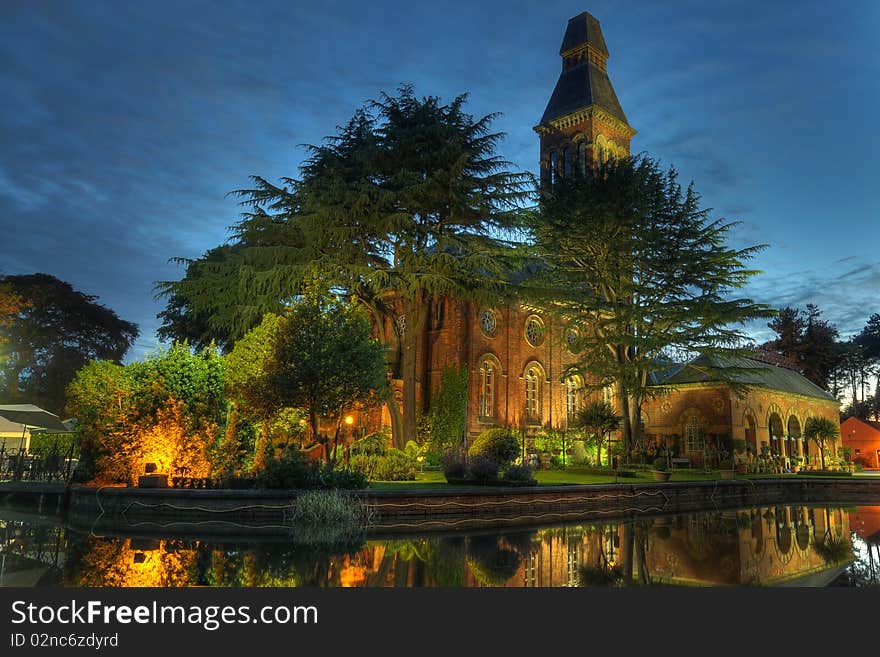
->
[524,315,545,347]
[565,327,579,350]
[480,309,497,337]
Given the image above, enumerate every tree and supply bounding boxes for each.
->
[765,307,805,363]
[0,273,139,413]
[575,401,620,467]
[233,296,388,462]
[157,86,532,447]
[803,416,839,470]
[531,155,772,455]
[65,343,225,483]
[763,304,840,390]
[0,283,28,376]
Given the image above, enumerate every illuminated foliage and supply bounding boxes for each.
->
[66,344,225,483]
[64,538,197,588]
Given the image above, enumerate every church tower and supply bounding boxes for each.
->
[535,12,635,184]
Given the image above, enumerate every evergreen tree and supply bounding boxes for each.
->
[763,304,840,390]
[530,155,772,455]
[158,86,532,447]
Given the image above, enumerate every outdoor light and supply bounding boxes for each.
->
[345,415,354,426]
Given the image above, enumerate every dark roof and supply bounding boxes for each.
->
[560,12,608,57]
[539,13,629,126]
[653,354,839,402]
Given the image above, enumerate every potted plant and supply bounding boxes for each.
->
[651,456,671,481]
[718,458,735,479]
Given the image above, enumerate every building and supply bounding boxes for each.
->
[643,354,841,467]
[364,11,842,462]
[840,416,880,469]
[365,12,635,445]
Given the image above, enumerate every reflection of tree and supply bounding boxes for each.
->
[578,523,624,587]
[813,507,853,566]
[63,536,196,587]
[465,534,521,587]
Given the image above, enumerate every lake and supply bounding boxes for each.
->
[1,503,878,587]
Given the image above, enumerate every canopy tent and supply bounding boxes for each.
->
[0,404,72,454]
[0,404,71,433]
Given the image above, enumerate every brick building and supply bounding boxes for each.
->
[364,12,841,461]
[840,417,880,469]
[643,354,841,467]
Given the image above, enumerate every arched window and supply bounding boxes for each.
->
[565,376,581,422]
[525,364,543,422]
[578,142,588,175]
[549,151,558,184]
[563,147,573,178]
[768,413,784,455]
[479,360,496,418]
[602,384,615,408]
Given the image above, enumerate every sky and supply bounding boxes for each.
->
[1,0,878,362]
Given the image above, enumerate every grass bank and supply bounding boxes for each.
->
[367,469,880,490]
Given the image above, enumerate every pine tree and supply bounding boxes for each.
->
[530,155,772,455]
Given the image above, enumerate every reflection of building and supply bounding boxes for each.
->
[331,506,853,588]
[643,354,840,466]
[644,506,851,586]
[840,417,880,469]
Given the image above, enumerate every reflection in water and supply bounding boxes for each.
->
[2,505,878,588]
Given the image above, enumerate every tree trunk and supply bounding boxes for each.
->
[309,409,322,460]
[400,295,428,449]
[617,385,640,460]
[363,299,405,448]
[385,394,404,450]
[621,522,634,585]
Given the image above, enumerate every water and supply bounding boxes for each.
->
[1,504,878,587]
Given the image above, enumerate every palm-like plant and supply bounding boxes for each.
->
[575,401,621,467]
[803,416,839,470]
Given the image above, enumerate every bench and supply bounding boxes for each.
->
[671,458,691,469]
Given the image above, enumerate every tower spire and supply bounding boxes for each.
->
[535,12,635,183]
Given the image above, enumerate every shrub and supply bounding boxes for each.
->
[350,431,389,456]
[442,449,467,480]
[257,450,367,489]
[258,450,312,489]
[503,464,537,485]
[350,448,416,481]
[468,455,499,481]
[377,448,416,480]
[652,456,669,471]
[306,466,368,490]
[469,428,519,466]
[569,440,588,465]
[27,433,80,458]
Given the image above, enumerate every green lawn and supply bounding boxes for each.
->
[367,468,753,490]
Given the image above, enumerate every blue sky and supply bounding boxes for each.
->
[1,0,877,360]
